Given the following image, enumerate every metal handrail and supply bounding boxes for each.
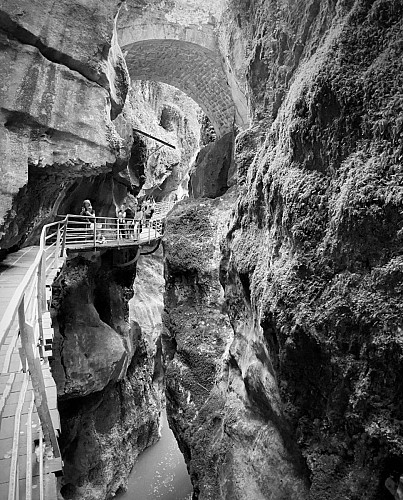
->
[0,200,175,336]
[0,197,178,339]
[58,209,169,248]
[0,217,67,500]
[0,219,64,338]
[0,198,177,499]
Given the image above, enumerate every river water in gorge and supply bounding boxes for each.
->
[117,410,192,500]
[118,252,192,500]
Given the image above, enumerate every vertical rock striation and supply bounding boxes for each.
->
[163,0,403,499]
[0,0,130,244]
[163,195,309,499]
[52,249,162,500]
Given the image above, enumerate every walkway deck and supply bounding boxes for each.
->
[66,228,162,252]
[0,247,63,500]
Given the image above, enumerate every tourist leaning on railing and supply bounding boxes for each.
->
[80,199,105,243]
[80,199,95,222]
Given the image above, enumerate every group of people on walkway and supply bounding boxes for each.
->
[116,198,155,239]
[79,197,156,243]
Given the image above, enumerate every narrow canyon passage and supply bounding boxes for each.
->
[0,1,402,500]
[117,409,192,500]
[119,252,192,500]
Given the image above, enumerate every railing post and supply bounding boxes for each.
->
[37,254,45,353]
[10,455,20,500]
[55,225,61,265]
[117,218,120,243]
[61,217,67,256]
[39,430,44,500]
[93,219,97,248]
[18,298,61,459]
[26,398,34,500]
[38,253,47,313]
[15,458,19,500]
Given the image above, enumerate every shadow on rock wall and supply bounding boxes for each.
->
[51,249,162,499]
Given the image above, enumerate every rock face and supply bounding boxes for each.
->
[0,0,130,241]
[163,1,403,499]
[189,132,234,199]
[163,196,309,499]
[127,81,202,199]
[129,249,165,389]
[52,249,162,500]
[225,2,403,498]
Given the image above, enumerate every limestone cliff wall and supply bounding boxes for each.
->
[52,249,162,500]
[128,81,202,199]
[0,0,130,244]
[163,1,403,499]
[163,197,309,500]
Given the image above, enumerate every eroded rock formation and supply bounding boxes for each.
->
[163,1,403,499]
[0,0,130,238]
[189,132,234,199]
[163,196,309,499]
[52,249,162,500]
[1,0,402,499]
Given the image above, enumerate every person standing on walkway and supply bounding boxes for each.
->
[80,199,95,239]
[133,203,144,238]
[80,199,95,222]
[80,199,105,243]
[143,201,155,227]
[117,205,127,239]
[125,205,135,239]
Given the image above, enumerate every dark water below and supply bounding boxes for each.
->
[117,411,192,500]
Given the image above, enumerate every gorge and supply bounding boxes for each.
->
[0,1,402,500]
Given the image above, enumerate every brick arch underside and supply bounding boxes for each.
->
[124,40,234,137]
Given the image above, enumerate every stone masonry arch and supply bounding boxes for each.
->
[118,15,219,54]
[123,39,234,137]
[117,1,239,137]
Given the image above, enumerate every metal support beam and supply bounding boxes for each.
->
[132,128,176,149]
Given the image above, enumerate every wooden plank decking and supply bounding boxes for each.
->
[0,204,172,499]
[0,247,62,500]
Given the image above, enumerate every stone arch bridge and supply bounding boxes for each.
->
[117,2,239,137]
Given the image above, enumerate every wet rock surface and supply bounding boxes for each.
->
[219,1,403,498]
[52,249,162,499]
[163,196,309,499]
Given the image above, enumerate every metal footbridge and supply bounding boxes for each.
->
[0,201,173,499]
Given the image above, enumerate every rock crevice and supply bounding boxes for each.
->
[51,249,162,500]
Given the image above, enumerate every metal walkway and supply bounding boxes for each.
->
[61,200,173,252]
[0,200,174,499]
[0,244,63,500]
